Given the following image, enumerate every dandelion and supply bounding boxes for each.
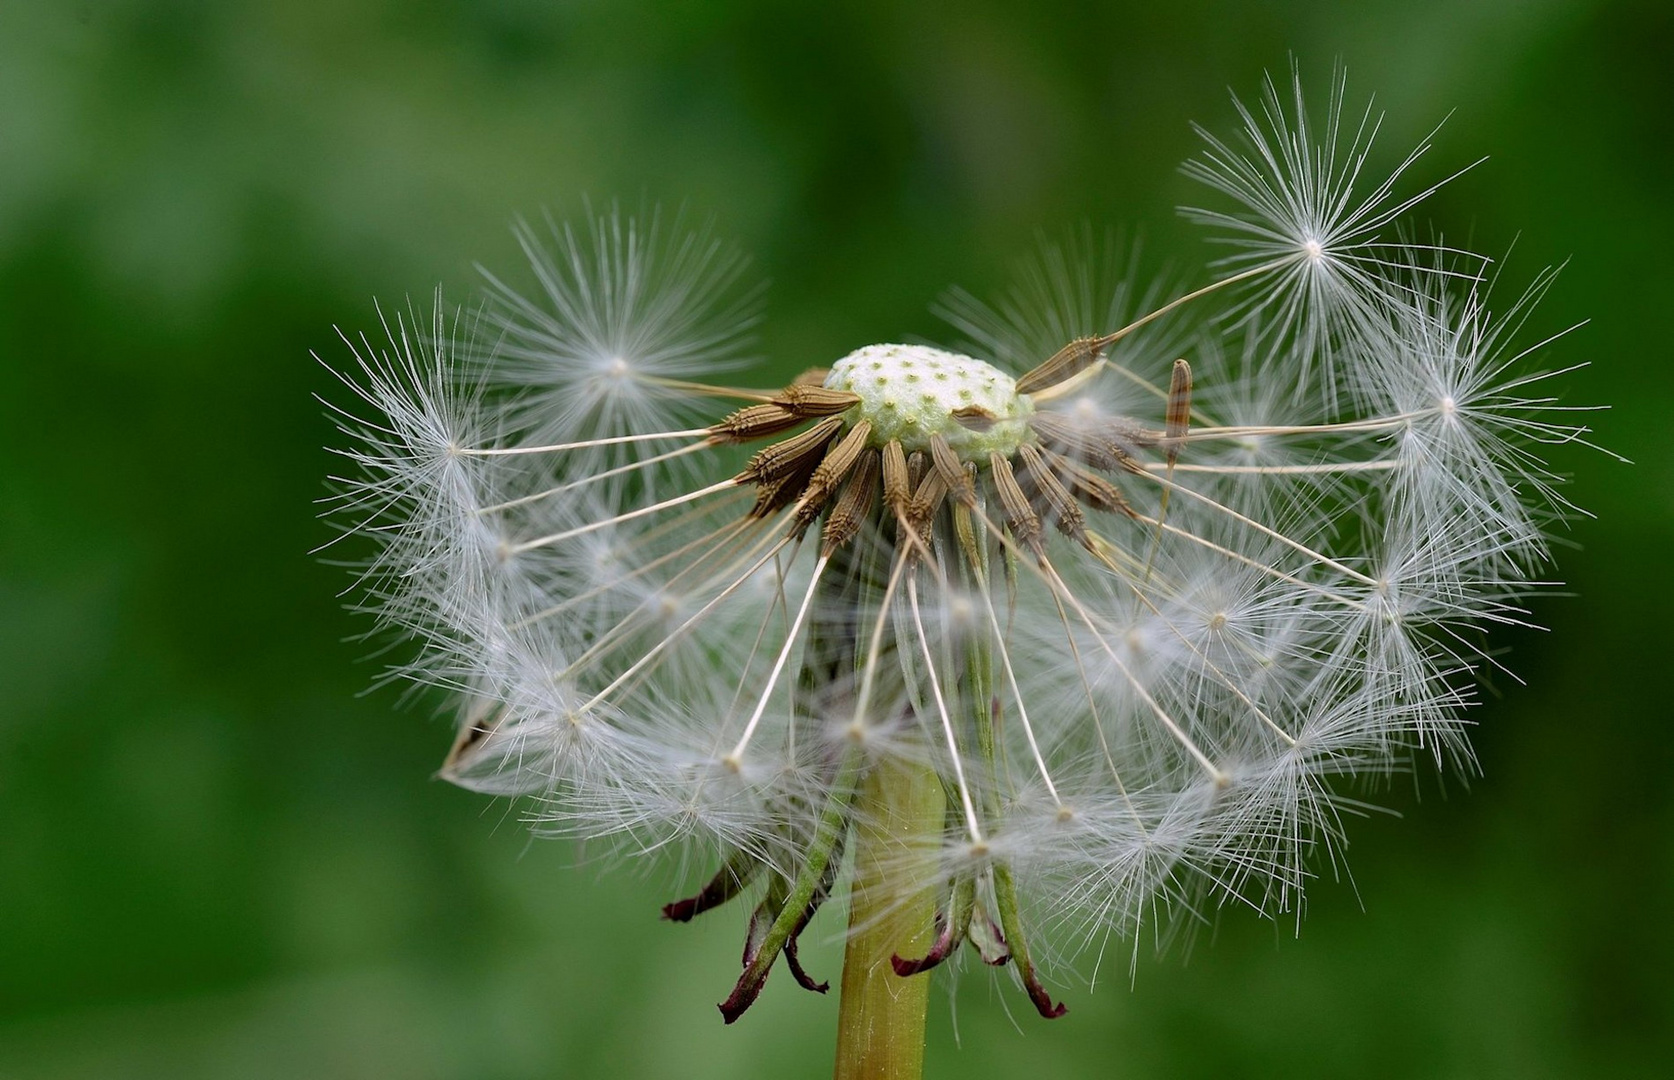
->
[322,73,1595,1078]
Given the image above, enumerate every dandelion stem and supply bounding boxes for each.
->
[834,743,944,1080]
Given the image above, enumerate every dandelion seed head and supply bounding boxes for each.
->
[322,70,1600,1022]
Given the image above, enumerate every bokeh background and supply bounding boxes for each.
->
[2,1,1669,1077]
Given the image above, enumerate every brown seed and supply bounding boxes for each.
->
[929,434,976,506]
[1053,454,1137,519]
[907,467,949,540]
[1029,412,1146,473]
[1165,358,1192,469]
[750,455,824,518]
[1028,412,1115,470]
[1014,335,1108,396]
[990,453,1044,557]
[774,384,863,418]
[1017,443,1088,545]
[441,698,502,773]
[713,403,807,442]
[797,420,874,531]
[881,440,911,518]
[821,448,881,554]
[739,416,844,484]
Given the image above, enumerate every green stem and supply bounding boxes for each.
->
[833,751,945,1080]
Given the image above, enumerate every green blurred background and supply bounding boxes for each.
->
[2,1,1669,1077]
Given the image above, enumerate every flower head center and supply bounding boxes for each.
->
[824,344,1035,459]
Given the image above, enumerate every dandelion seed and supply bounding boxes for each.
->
[1180,61,1491,405]
[323,73,1597,1073]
